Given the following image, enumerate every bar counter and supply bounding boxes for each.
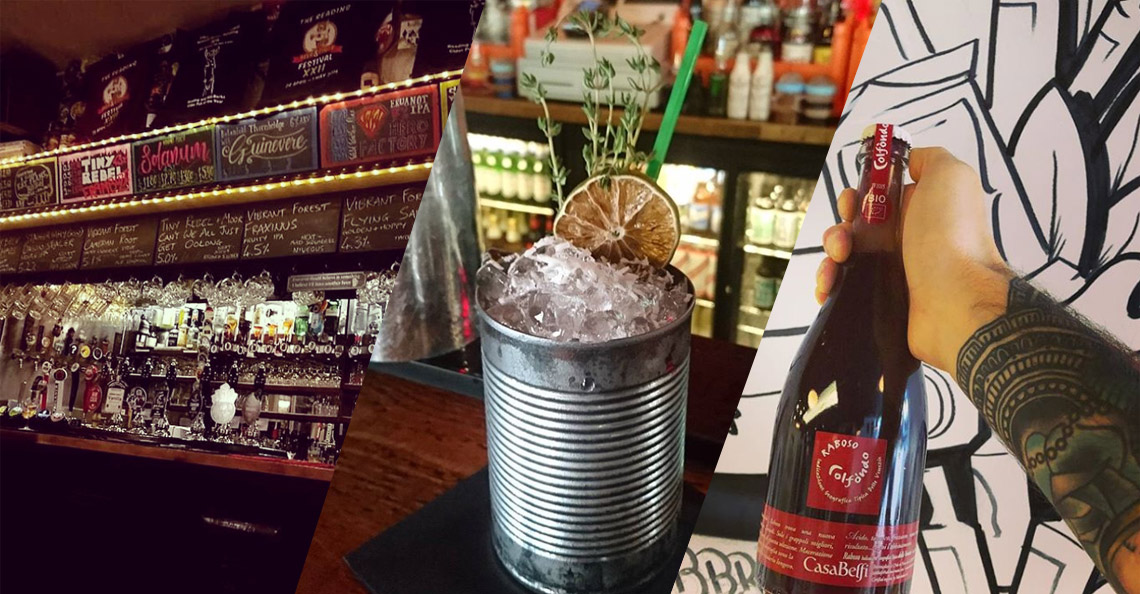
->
[0,427,335,482]
[295,335,756,593]
[1,419,333,594]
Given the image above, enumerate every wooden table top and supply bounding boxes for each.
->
[0,427,335,482]
[295,336,756,594]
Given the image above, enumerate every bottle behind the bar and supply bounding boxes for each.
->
[756,124,926,594]
[150,365,175,436]
[126,357,152,432]
[104,358,128,429]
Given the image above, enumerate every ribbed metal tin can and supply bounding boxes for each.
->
[477,272,693,594]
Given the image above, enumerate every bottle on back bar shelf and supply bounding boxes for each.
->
[126,357,152,432]
[150,364,176,436]
[756,124,926,594]
[103,359,127,429]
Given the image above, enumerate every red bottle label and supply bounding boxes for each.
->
[807,430,887,514]
[758,505,919,588]
[861,123,893,224]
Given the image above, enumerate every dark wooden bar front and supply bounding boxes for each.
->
[295,336,755,593]
[0,428,332,594]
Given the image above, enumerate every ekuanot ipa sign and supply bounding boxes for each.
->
[132,127,217,193]
[216,107,318,182]
[319,85,440,169]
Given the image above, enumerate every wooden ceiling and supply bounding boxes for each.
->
[0,0,258,66]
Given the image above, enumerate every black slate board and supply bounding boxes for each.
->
[0,232,23,273]
[1,159,58,211]
[339,184,423,253]
[18,226,85,272]
[241,196,341,259]
[345,468,702,594]
[81,218,160,269]
[155,209,244,264]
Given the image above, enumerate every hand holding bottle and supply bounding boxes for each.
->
[815,147,1012,376]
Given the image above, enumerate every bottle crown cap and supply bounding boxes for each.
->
[860,123,912,147]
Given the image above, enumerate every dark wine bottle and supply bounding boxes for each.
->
[756,124,927,594]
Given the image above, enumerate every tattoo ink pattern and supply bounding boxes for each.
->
[957,278,1140,591]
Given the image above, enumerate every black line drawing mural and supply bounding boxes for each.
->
[675,1,1138,592]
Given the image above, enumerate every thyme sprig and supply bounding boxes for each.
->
[519,11,663,205]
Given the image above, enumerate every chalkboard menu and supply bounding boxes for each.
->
[320,85,441,169]
[1,158,59,211]
[242,196,341,259]
[156,210,244,264]
[133,127,217,193]
[19,227,85,272]
[440,79,459,127]
[58,145,134,203]
[0,167,10,210]
[0,232,22,273]
[339,183,422,252]
[81,218,159,269]
[216,107,318,182]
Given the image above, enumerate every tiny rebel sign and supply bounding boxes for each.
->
[319,85,440,169]
[338,183,422,252]
[58,145,133,203]
[0,158,58,211]
[133,127,217,193]
[216,107,318,182]
[156,209,245,264]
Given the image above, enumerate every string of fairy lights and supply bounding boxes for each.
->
[0,69,460,228]
[0,68,463,168]
[0,161,434,228]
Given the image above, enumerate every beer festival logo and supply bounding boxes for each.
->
[100,74,129,115]
[300,21,340,59]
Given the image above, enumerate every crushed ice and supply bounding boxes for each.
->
[477,236,692,343]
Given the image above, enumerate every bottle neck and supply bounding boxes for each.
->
[853,132,908,254]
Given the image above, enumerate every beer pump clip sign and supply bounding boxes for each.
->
[319,84,441,169]
[57,144,134,203]
[215,107,319,182]
[132,127,218,193]
[0,158,58,211]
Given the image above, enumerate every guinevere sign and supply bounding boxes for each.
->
[216,107,318,182]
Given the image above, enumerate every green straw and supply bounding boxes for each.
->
[647,19,708,181]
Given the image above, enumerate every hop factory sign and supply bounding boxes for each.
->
[58,145,134,203]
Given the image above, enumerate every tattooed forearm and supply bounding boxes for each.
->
[957,278,1140,592]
